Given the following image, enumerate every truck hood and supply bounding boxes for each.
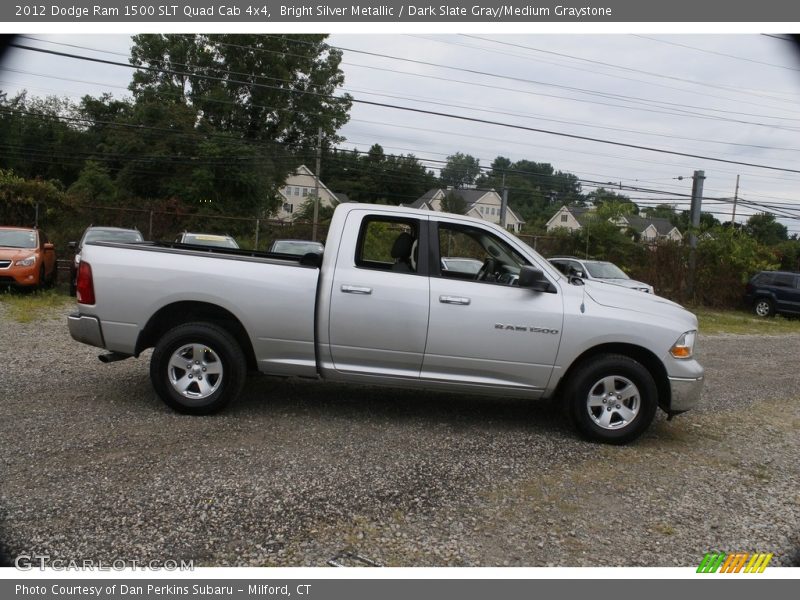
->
[582,280,697,328]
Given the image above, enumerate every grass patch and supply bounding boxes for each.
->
[693,308,800,335]
[0,288,73,323]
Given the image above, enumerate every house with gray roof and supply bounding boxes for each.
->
[546,205,683,243]
[405,188,525,232]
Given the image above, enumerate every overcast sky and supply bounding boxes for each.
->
[2,33,800,233]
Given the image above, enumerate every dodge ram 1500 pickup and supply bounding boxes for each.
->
[68,203,704,443]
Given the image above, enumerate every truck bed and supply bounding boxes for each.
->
[77,240,322,377]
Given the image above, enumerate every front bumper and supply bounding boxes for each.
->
[0,264,39,287]
[67,313,105,348]
[668,375,704,412]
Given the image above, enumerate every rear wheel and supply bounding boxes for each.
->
[564,354,658,444]
[150,322,246,415]
[753,298,774,318]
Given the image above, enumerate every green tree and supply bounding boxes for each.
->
[294,196,335,222]
[129,34,351,152]
[0,169,67,228]
[440,152,480,188]
[0,91,88,185]
[440,190,468,215]
[320,145,436,205]
[587,187,638,214]
[745,212,788,246]
[67,161,117,206]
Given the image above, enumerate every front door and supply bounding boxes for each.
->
[422,220,563,392]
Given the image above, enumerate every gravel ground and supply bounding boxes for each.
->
[0,304,798,567]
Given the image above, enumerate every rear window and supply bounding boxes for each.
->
[773,274,797,288]
[753,272,799,288]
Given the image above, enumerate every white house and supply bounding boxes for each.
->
[275,165,340,221]
[616,215,683,243]
[405,188,526,233]
[546,205,683,243]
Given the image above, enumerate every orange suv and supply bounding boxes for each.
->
[0,226,57,289]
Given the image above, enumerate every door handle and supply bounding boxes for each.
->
[341,284,373,295]
[439,295,471,305]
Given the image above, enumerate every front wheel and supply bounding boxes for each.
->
[564,354,658,444]
[150,322,246,415]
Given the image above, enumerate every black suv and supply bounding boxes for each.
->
[744,271,800,317]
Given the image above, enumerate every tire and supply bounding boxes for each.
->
[45,264,57,288]
[753,298,775,318]
[564,354,658,444]
[150,322,246,415]
[38,265,46,290]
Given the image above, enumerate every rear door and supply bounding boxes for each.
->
[326,212,431,377]
[771,273,799,313]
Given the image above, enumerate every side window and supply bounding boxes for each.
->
[355,217,420,273]
[550,261,568,275]
[567,261,584,275]
[437,222,529,285]
[773,274,795,287]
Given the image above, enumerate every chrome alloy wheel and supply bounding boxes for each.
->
[754,300,772,317]
[586,375,641,430]
[168,344,223,400]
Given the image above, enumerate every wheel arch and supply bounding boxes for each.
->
[555,343,670,413]
[135,301,258,371]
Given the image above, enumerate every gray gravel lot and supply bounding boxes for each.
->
[1,304,798,567]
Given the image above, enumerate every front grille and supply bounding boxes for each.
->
[0,260,11,269]
[0,276,15,283]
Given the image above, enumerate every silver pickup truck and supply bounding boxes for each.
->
[68,203,703,444]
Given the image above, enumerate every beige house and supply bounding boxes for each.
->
[405,188,526,233]
[547,205,683,243]
[545,205,594,232]
[275,165,340,221]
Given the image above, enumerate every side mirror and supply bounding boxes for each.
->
[68,241,77,249]
[518,266,555,292]
[44,242,55,250]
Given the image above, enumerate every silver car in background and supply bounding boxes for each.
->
[549,257,655,294]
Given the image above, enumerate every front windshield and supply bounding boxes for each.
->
[585,261,629,279]
[0,230,37,249]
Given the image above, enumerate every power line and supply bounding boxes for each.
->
[459,34,800,107]
[633,35,800,73]
[27,33,800,130]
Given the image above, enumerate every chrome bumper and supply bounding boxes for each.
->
[67,313,105,349]
[668,375,704,412]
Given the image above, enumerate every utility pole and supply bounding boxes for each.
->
[687,170,705,299]
[312,126,322,242]
[730,174,740,228]
[500,171,508,229]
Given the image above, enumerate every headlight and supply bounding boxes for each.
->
[669,331,696,359]
[15,255,36,267]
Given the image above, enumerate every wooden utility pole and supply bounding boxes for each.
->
[312,126,322,242]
